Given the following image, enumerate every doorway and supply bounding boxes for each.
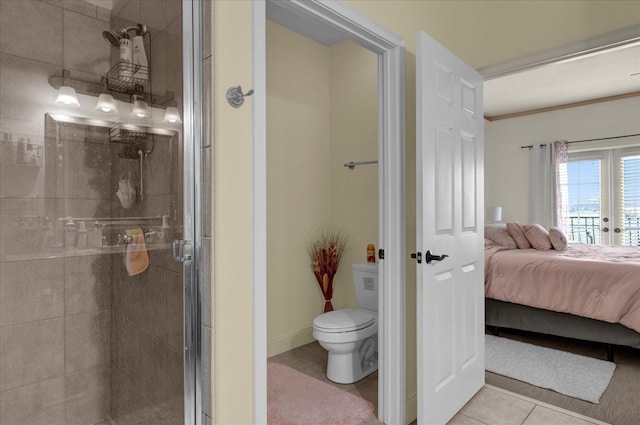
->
[252,1,405,424]
[265,14,380,415]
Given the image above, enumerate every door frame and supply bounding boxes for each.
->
[182,1,204,424]
[252,1,406,423]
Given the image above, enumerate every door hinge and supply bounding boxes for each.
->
[378,249,384,260]
[172,239,192,263]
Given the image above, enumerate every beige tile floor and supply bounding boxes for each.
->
[270,341,611,425]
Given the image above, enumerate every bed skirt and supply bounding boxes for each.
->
[485,298,640,350]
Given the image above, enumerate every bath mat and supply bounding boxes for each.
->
[486,334,616,403]
[268,362,375,425]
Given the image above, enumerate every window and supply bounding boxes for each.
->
[618,153,640,246]
[558,157,603,243]
[558,146,640,246]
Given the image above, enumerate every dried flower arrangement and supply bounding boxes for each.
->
[307,229,347,313]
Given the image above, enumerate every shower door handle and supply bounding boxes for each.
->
[172,239,192,263]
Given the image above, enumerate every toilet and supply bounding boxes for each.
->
[312,262,378,384]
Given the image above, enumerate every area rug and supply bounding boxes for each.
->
[267,362,374,425]
[486,334,616,403]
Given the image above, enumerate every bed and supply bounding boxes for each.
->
[484,229,640,353]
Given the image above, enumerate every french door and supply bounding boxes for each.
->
[560,144,640,246]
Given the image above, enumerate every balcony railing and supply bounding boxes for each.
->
[566,215,640,246]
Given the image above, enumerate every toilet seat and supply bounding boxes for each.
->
[313,309,375,333]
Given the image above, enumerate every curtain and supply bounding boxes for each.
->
[555,140,569,231]
[529,140,568,228]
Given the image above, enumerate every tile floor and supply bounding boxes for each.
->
[269,341,611,425]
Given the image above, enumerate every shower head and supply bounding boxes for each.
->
[103,23,147,48]
[102,30,122,48]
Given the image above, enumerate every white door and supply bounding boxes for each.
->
[415,31,485,425]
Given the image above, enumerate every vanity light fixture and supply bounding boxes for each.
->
[96,93,118,113]
[131,95,151,118]
[55,86,80,107]
[163,106,182,123]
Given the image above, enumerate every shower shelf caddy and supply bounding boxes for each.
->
[109,125,149,144]
[105,63,150,95]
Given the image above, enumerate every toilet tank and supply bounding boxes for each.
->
[352,262,378,313]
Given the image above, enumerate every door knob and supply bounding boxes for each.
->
[614,228,621,233]
[603,227,609,233]
[425,250,449,264]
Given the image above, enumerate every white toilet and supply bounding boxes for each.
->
[312,262,378,384]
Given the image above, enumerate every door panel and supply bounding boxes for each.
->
[416,31,484,425]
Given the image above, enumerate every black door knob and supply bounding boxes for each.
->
[425,250,449,264]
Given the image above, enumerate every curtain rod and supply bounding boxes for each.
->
[520,133,640,149]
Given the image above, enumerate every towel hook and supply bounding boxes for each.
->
[226,85,254,108]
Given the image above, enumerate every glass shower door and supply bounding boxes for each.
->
[0,1,201,424]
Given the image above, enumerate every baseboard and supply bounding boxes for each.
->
[267,327,315,357]
[406,391,417,425]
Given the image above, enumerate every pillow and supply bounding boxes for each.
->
[523,224,553,250]
[484,224,517,250]
[549,227,568,251]
[506,222,531,249]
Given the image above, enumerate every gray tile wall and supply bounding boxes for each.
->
[108,1,185,425]
[0,1,114,422]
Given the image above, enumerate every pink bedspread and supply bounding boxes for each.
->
[485,243,640,333]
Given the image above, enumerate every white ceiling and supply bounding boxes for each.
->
[484,43,640,119]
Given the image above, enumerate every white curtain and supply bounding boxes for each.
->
[529,144,555,228]
[529,141,568,229]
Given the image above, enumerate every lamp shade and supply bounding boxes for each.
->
[492,206,503,223]
[131,96,151,118]
[96,93,118,113]
[55,86,80,107]
[163,106,182,123]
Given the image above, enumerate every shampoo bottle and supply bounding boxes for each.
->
[64,217,77,249]
[119,36,133,79]
[131,34,148,81]
[88,221,103,248]
[76,221,87,249]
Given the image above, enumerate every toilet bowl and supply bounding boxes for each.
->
[313,308,378,384]
[312,262,379,384]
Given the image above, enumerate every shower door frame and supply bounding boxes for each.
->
[182,1,205,425]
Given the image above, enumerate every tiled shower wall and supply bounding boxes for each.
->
[0,0,188,424]
[109,1,185,424]
[0,2,114,423]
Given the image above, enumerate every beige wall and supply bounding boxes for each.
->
[210,1,640,424]
[328,39,379,308]
[485,97,640,224]
[266,22,378,357]
[212,1,254,424]
[266,21,333,355]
